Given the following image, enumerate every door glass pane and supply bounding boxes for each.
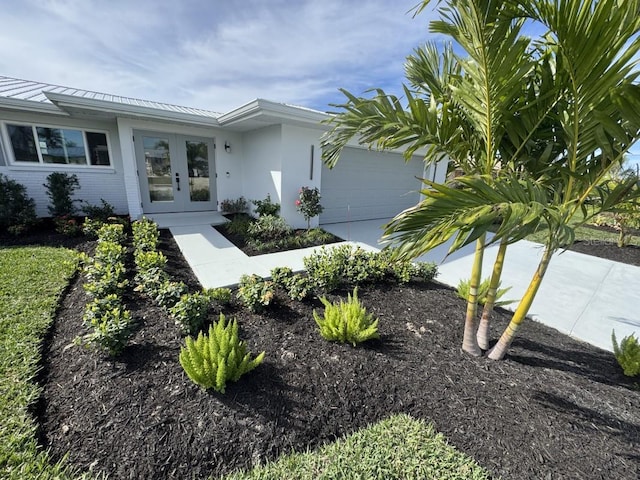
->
[143,136,173,202]
[186,141,210,202]
[37,127,87,164]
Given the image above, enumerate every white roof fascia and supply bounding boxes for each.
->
[0,96,70,116]
[44,92,221,127]
[218,98,329,128]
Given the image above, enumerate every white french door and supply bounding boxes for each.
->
[134,131,216,213]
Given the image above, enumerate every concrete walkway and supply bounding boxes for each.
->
[169,218,640,352]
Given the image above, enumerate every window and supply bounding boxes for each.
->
[4,123,111,167]
[7,125,38,162]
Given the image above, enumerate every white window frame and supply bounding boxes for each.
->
[1,121,113,169]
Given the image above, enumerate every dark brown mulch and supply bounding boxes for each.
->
[568,241,640,267]
[37,233,640,480]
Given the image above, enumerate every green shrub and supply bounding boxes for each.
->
[612,330,640,377]
[83,218,106,238]
[236,274,276,312]
[303,245,385,292]
[44,172,80,217]
[97,223,126,244]
[79,294,133,356]
[270,266,294,287]
[132,217,159,251]
[179,314,265,393]
[0,173,37,232]
[225,213,253,236]
[456,277,511,306]
[170,292,212,334]
[252,194,280,217]
[206,287,233,305]
[154,280,188,311]
[93,240,126,265]
[134,250,167,272]
[53,214,82,236]
[220,197,249,214]
[314,288,380,346]
[247,214,292,242]
[285,273,314,301]
[83,262,128,297]
[82,199,115,221]
[135,268,169,297]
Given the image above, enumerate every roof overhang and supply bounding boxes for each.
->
[217,99,330,132]
[0,96,69,116]
[43,92,221,127]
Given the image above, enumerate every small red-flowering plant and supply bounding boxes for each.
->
[296,186,324,229]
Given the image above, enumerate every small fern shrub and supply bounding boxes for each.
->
[314,288,380,346]
[612,330,640,377]
[237,274,276,312]
[456,277,511,306]
[179,314,265,393]
[170,292,212,334]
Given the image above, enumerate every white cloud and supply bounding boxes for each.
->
[0,0,439,112]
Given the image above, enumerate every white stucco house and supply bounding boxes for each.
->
[0,75,447,229]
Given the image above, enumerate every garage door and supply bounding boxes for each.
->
[320,147,425,224]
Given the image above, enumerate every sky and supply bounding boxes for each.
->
[1,0,639,169]
[0,0,439,113]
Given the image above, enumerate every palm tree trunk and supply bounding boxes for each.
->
[476,237,508,350]
[462,235,485,356]
[487,246,554,361]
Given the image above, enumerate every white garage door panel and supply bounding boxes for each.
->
[320,147,424,224]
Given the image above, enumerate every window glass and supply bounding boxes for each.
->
[7,124,39,162]
[86,132,111,166]
[37,127,87,164]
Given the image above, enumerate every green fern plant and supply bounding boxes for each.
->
[179,314,265,393]
[456,277,512,306]
[313,288,380,346]
[612,330,640,377]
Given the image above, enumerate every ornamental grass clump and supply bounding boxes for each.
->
[314,288,380,346]
[179,313,265,393]
[612,330,640,377]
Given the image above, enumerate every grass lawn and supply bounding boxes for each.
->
[223,414,490,480]
[0,246,79,479]
[2,244,491,479]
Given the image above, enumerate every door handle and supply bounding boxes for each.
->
[175,172,180,191]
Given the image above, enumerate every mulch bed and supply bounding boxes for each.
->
[33,230,640,480]
[214,215,343,256]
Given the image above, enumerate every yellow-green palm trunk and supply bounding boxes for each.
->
[487,246,554,361]
[476,238,508,350]
[462,235,485,356]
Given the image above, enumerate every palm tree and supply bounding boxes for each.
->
[386,0,640,360]
[322,0,541,356]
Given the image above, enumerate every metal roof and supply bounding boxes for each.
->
[0,75,220,118]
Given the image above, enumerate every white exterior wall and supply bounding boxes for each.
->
[241,125,282,214]
[281,124,324,229]
[0,110,128,217]
[114,117,243,218]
